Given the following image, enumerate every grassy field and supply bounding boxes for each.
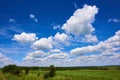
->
[0,68,120,80]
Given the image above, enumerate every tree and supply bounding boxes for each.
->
[43,65,56,79]
[49,65,56,77]
[2,64,20,75]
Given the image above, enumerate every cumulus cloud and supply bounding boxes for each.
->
[0,53,13,68]
[71,30,120,56]
[23,51,49,61]
[54,32,68,42]
[13,32,38,43]
[49,49,61,53]
[108,18,120,23]
[29,14,38,22]
[47,53,68,59]
[62,4,98,35]
[82,34,98,43]
[32,37,53,50]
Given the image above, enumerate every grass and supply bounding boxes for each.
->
[56,70,120,80]
[0,69,120,80]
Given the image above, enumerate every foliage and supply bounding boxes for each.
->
[49,65,56,77]
[44,65,56,79]
[25,68,29,75]
[2,64,21,75]
[1,65,120,80]
[44,72,50,79]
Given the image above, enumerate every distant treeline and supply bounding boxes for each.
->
[17,66,120,71]
[2,65,120,71]
[54,66,109,70]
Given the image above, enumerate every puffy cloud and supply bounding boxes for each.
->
[108,18,120,23]
[49,49,61,53]
[82,34,98,43]
[32,37,53,50]
[54,32,68,42]
[13,32,38,43]
[29,14,38,22]
[71,45,99,55]
[71,30,120,56]
[23,51,49,61]
[47,52,68,59]
[62,4,98,35]
[0,53,13,67]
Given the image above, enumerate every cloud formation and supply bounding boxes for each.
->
[82,34,98,43]
[23,51,49,61]
[47,52,68,59]
[0,53,13,67]
[71,30,120,56]
[62,4,98,35]
[32,37,53,50]
[13,32,38,43]
[54,32,68,43]
[10,4,120,67]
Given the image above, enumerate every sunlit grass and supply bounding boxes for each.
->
[0,69,120,80]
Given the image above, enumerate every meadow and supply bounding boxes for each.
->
[0,66,120,80]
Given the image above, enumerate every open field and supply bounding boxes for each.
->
[0,69,120,80]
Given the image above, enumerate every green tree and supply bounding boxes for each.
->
[49,65,56,77]
[2,64,20,75]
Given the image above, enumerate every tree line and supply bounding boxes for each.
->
[2,64,56,79]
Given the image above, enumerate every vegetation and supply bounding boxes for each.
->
[0,65,120,80]
[2,64,21,75]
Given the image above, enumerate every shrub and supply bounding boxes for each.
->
[44,73,49,79]
[25,68,29,75]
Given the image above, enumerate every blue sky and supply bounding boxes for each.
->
[0,0,120,67]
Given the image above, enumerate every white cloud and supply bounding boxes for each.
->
[108,18,120,23]
[47,52,68,59]
[9,19,15,23]
[23,51,49,61]
[62,4,98,35]
[53,25,61,30]
[32,37,53,50]
[82,34,98,43]
[13,32,38,43]
[30,14,35,19]
[49,49,61,53]
[54,32,68,43]
[71,45,99,55]
[29,14,38,22]
[0,53,13,68]
[71,30,120,56]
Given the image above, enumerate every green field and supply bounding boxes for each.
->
[0,69,120,80]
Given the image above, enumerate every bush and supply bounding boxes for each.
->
[44,73,49,79]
